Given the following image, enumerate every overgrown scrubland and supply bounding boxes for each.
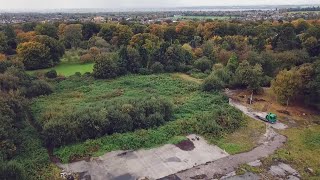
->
[32,73,246,163]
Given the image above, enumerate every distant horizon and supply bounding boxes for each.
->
[0,3,319,13]
[0,0,319,12]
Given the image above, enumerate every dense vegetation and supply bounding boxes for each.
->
[31,74,245,162]
[0,63,54,179]
[4,18,317,108]
[0,17,319,179]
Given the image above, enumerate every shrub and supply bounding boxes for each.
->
[194,56,213,72]
[0,161,26,180]
[93,53,120,79]
[45,70,57,79]
[150,62,164,73]
[202,74,225,91]
[41,97,174,147]
[0,73,19,91]
[26,80,53,98]
[80,53,94,64]
[138,68,152,75]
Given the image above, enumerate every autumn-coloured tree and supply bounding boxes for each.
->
[34,35,65,64]
[17,31,36,43]
[148,24,165,39]
[17,41,51,70]
[99,23,133,47]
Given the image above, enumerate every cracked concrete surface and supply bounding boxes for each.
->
[57,134,229,180]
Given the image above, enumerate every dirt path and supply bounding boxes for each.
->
[160,97,288,180]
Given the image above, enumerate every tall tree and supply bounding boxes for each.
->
[60,24,83,49]
[235,60,263,92]
[17,42,51,70]
[34,35,65,64]
[35,23,58,39]
[0,32,8,53]
[271,69,302,106]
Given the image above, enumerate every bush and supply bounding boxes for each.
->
[80,53,94,64]
[45,70,57,79]
[138,68,152,75]
[93,53,120,79]
[26,80,53,98]
[202,74,225,91]
[194,56,213,72]
[0,73,19,91]
[0,161,26,180]
[150,62,164,73]
[41,97,174,147]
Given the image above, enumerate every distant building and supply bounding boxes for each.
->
[93,16,105,23]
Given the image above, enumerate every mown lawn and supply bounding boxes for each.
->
[32,73,251,163]
[27,62,94,77]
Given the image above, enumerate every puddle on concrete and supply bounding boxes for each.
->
[175,139,195,151]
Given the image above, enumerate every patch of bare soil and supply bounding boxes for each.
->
[69,155,91,163]
[175,139,195,151]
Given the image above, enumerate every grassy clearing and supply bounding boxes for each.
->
[216,116,265,154]
[172,73,203,84]
[264,125,320,179]
[32,73,249,163]
[27,62,94,77]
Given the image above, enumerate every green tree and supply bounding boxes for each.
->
[93,53,120,79]
[34,23,58,39]
[202,74,225,92]
[271,69,302,106]
[99,23,133,47]
[302,36,320,57]
[271,24,300,51]
[226,54,238,73]
[118,46,141,74]
[3,25,17,51]
[82,22,100,40]
[305,60,320,109]
[131,23,147,34]
[60,24,83,49]
[164,26,177,42]
[0,32,8,53]
[235,60,263,92]
[34,35,65,64]
[17,41,51,70]
[194,56,213,72]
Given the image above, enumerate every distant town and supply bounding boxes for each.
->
[0,5,319,24]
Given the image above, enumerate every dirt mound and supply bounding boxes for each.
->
[175,139,195,151]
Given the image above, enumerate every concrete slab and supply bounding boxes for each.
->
[269,163,300,179]
[58,134,229,180]
[247,160,262,167]
[222,172,261,180]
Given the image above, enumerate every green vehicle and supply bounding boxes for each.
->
[254,112,277,124]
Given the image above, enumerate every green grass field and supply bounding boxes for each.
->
[27,62,94,77]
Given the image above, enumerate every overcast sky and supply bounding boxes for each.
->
[0,0,318,10]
